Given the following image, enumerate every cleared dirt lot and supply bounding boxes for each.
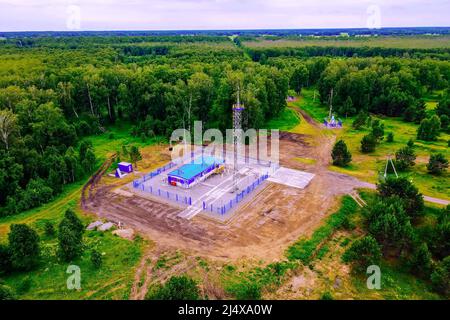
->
[84,118,368,261]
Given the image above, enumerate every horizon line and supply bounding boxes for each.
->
[1,26,450,34]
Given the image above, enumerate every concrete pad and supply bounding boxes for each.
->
[112,228,135,240]
[86,221,103,230]
[98,222,114,231]
[267,167,315,189]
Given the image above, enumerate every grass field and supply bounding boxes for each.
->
[244,35,450,49]
[266,107,301,131]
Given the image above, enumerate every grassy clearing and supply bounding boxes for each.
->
[291,89,328,122]
[291,88,449,200]
[3,228,143,300]
[333,116,450,199]
[0,197,144,300]
[244,36,450,49]
[294,157,317,165]
[266,107,301,131]
[88,122,165,162]
[286,196,358,264]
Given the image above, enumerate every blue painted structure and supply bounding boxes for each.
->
[168,156,224,188]
[118,162,133,173]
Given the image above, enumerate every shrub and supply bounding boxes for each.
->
[417,115,441,141]
[421,206,450,260]
[91,249,103,269]
[371,120,385,143]
[44,221,56,237]
[8,224,40,271]
[331,140,352,167]
[364,197,414,251]
[377,177,424,218]
[352,112,368,130]
[342,236,382,272]
[430,256,450,297]
[395,145,416,171]
[16,277,33,294]
[386,132,394,142]
[146,275,200,300]
[339,215,356,230]
[227,279,262,300]
[407,243,433,278]
[58,209,84,262]
[0,284,16,300]
[129,145,142,169]
[427,153,449,175]
[0,244,12,275]
[440,114,449,132]
[320,292,334,300]
[361,134,376,153]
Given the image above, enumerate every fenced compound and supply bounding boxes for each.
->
[136,182,193,206]
[202,173,269,215]
[130,147,278,219]
[133,162,176,188]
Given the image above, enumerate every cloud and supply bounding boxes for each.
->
[0,0,449,31]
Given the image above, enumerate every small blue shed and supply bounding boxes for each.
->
[118,162,133,173]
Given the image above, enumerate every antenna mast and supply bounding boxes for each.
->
[232,85,244,193]
[329,88,334,119]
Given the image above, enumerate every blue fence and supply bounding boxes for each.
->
[133,162,176,188]
[132,162,192,206]
[136,183,192,206]
[203,173,270,216]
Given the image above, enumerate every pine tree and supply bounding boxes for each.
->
[417,116,441,141]
[129,145,142,169]
[57,209,84,262]
[331,140,352,167]
[395,145,416,171]
[8,224,40,271]
[342,236,382,272]
[361,134,376,153]
[427,153,449,175]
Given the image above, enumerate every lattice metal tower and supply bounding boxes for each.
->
[232,86,244,192]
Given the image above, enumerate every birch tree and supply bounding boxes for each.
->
[0,109,17,151]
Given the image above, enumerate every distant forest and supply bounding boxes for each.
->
[0,33,449,216]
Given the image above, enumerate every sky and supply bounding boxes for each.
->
[1,0,449,32]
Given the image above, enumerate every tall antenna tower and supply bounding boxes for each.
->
[328,88,334,119]
[232,85,244,192]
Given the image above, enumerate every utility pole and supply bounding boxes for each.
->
[384,154,398,178]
